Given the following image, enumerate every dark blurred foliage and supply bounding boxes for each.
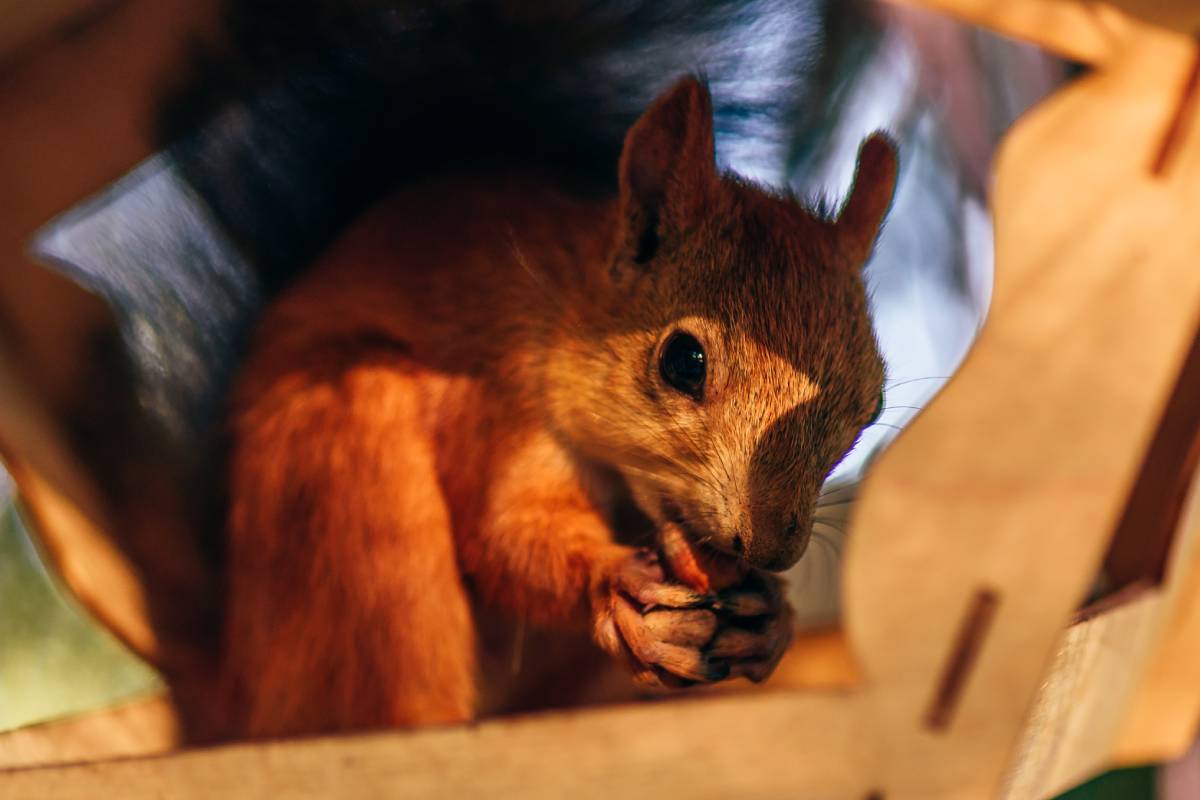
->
[1056,766,1156,800]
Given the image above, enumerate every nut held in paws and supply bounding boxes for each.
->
[659,522,747,593]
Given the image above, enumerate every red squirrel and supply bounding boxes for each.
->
[221,76,897,738]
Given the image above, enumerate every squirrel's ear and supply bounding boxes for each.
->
[834,132,899,269]
[617,76,718,266]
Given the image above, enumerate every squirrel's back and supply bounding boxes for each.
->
[233,167,617,397]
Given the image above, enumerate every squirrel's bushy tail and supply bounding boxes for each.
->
[158,0,855,288]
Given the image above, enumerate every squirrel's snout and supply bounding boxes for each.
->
[666,501,810,571]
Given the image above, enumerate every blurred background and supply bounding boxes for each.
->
[0,0,1174,796]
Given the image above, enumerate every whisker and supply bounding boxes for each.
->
[815,498,854,511]
[811,520,849,537]
[884,376,951,391]
[818,482,857,499]
[812,518,848,537]
[810,526,845,548]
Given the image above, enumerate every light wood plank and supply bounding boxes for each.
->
[884,0,1135,64]
[0,695,179,773]
[0,694,878,799]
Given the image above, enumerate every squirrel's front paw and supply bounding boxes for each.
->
[592,550,794,688]
[710,570,794,683]
[592,549,725,688]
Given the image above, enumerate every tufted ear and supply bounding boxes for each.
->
[835,132,899,269]
[617,76,718,266]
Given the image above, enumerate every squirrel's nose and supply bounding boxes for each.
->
[746,510,811,571]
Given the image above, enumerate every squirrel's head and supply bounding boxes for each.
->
[545,76,897,571]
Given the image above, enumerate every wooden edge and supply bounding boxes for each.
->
[0,343,160,662]
[0,694,179,773]
[0,692,872,798]
[0,624,859,773]
[1100,1,1200,40]
[881,0,1134,65]
[0,456,161,662]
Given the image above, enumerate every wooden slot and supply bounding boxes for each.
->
[924,589,1000,731]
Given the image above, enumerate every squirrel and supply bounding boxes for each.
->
[129,0,896,740]
[216,71,897,738]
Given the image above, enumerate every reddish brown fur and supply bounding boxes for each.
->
[218,77,897,738]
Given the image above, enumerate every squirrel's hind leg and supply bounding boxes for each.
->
[220,352,476,739]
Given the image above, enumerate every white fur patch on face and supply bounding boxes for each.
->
[718,335,822,427]
[695,341,825,523]
[754,346,822,409]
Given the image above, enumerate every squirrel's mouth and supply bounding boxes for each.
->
[658,499,808,572]
[660,500,745,562]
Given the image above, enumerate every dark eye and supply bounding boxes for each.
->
[867,390,885,425]
[659,332,706,401]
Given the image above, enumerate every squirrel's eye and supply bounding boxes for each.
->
[867,390,885,426]
[659,332,706,401]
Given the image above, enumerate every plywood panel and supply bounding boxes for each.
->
[0,696,178,772]
[885,0,1136,64]
[0,694,875,800]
